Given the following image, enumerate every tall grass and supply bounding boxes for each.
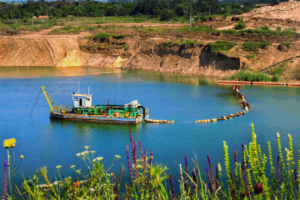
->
[223,71,272,82]
[3,124,300,199]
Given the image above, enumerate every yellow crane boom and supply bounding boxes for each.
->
[41,86,59,113]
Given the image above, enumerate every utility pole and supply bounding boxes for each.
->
[190,11,191,28]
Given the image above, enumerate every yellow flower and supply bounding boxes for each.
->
[93,158,96,162]
[75,169,81,174]
[76,153,80,157]
[85,146,90,151]
[20,155,24,159]
[90,151,95,154]
[115,155,121,159]
[3,138,16,149]
[56,165,62,169]
[70,165,75,169]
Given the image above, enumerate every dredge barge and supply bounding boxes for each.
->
[41,86,149,124]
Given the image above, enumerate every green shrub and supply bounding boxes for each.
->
[284,27,297,32]
[234,21,246,30]
[276,26,282,32]
[242,42,272,52]
[223,70,272,82]
[244,54,255,59]
[92,33,130,40]
[260,26,269,31]
[271,74,279,82]
[208,41,238,52]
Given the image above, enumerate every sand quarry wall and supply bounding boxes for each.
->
[0,36,124,68]
[0,36,241,77]
[1,36,300,79]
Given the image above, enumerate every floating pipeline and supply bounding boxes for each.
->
[145,119,175,124]
[218,80,300,87]
[195,85,250,123]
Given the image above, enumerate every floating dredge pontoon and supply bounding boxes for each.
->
[41,86,149,124]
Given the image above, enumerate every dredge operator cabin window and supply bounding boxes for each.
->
[79,98,82,107]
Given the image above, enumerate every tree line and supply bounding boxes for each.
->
[0,0,292,21]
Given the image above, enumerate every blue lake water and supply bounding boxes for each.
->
[1,67,300,190]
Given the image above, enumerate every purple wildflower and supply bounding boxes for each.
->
[169,174,176,199]
[232,189,236,200]
[132,141,138,179]
[206,168,212,185]
[207,155,215,184]
[195,168,199,177]
[192,169,198,193]
[185,156,188,180]
[2,161,7,200]
[294,169,298,183]
[126,146,134,183]
[215,165,219,181]
[139,141,142,160]
[130,128,133,150]
[234,150,237,163]
[149,151,153,165]
[242,143,245,152]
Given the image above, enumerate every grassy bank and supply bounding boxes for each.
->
[223,70,279,82]
[3,124,300,199]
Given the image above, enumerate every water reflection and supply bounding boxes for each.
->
[50,118,142,133]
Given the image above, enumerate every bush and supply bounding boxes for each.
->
[268,62,287,76]
[260,26,269,31]
[223,70,272,82]
[276,26,282,32]
[271,74,279,82]
[242,42,272,52]
[244,54,255,59]
[92,33,130,40]
[208,41,238,52]
[234,21,246,30]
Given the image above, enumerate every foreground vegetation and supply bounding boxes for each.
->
[3,124,300,199]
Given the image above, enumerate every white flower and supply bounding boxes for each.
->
[56,165,62,169]
[53,181,61,185]
[277,132,280,138]
[96,157,103,161]
[90,188,95,192]
[85,146,90,150]
[93,158,96,162]
[115,155,121,159]
[91,151,95,154]
[76,153,80,157]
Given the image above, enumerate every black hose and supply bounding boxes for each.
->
[138,106,146,119]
